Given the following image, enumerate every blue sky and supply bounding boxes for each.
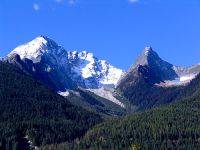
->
[0,0,200,69]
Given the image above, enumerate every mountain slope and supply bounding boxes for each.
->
[66,88,129,119]
[116,47,200,110]
[50,74,200,150]
[0,62,103,149]
[118,47,200,88]
[7,36,75,91]
[6,37,200,113]
[5,36,127,118]
[6,36,124,90]
[68,51,124,88]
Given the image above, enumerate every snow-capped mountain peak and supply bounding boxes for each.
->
[9,36,68,64]
[7,36,124,89]
[9,36,48,60]
[68,50,124,88]
[6,36,74,91]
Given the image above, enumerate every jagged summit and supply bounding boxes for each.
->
[119,47,179,87]
[6,36,124,90]
[68,50,124,88]
[130,46,161,71]
[118,46,200,90]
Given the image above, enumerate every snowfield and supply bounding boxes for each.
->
[88,88,125,108]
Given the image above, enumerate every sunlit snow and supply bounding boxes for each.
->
[89,88,125,108]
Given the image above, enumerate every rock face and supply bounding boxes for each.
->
[7,36,75,91]
[117,47,200,110]
[119,47,178,86]
[118,47,200,89]
[68,51,124,88]
[5,36,124,91]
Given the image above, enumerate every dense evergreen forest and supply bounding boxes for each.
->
[0,62,103,150]
[41,74,200,150]
[116,71,184,111]
[2,60,200,150]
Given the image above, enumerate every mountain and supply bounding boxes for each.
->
[118,47,200,87]
[173,64,200,85]
[0,61,103,149]
[6,36,124,91]
[47,74,200,150]
[117,47,200,110]
[2,37,200,149]
[68,51,124,88]
[5,36,127,118]
[5,37,200,112]
[7,36,75,91]
[127,47,178,84]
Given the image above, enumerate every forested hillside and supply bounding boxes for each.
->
[42,74,200,150]
[117,73,183,111]
[0,62,103,150]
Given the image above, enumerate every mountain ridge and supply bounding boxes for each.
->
[118,47,200,87]
[116,47,200,110]
[4,36,200,112]
[5,36,200,89]
[6,36,124,90]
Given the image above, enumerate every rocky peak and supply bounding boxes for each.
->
[8,35,69,65]
[119,47,178,86]
[132,46,161,69]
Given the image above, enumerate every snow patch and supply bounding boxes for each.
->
[88,88,125,108]
[58,90,70,97]
[180,75,195,82]
[157,74,197,87]
[45,65,52,72]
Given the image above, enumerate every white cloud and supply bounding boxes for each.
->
[33,3,40,11]
[128,0,139,3]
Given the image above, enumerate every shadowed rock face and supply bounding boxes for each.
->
[118,47,178,88]
[118,47,200,88]
[131,47,178,82]
[6,53,75,91]
[6,36,76,91]
[117,47,200,110]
